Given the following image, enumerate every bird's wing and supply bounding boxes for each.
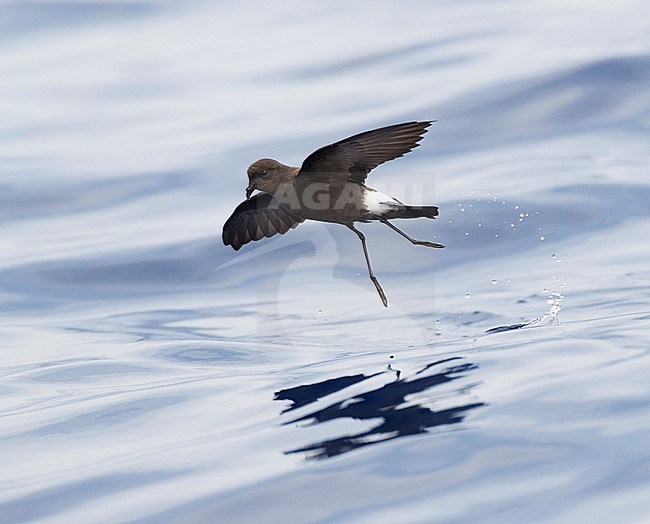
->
[222,193,304,251]
[297,121,433,183]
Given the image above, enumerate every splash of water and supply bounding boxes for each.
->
[527,291,564,327]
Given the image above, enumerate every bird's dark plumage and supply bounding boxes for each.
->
[222,121,443,307]
[298,121,432,182]
[222,193,303,251]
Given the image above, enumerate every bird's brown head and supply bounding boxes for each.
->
[245,158,295,199]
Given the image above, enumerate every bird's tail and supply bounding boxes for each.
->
[389,205,439,219]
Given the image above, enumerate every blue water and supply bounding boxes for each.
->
[1,1,649,522]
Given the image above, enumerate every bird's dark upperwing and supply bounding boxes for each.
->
[297,121,433,183]
[222,193,304,251]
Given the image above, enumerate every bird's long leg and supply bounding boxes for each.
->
[346,224,388,308]
[378,218,445,248]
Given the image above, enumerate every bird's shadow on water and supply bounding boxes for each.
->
[274,357,484,461]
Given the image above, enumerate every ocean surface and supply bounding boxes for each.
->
[1,1,649,522]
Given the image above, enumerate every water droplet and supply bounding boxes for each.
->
[491,279,498,285]
[540,235,545,240]
[465,291,471,299]
[515,205,520,210]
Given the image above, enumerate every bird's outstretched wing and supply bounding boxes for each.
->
[222,193,304,251]
[297,121,433,183]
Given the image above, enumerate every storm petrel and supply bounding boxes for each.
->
[222,121,444,307]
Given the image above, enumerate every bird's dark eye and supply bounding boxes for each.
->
[260,170,269,178]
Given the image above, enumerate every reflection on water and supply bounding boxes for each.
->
[275,357,483,460]
[2,0,650,522]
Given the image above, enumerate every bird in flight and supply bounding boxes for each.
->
[222,121,444,307]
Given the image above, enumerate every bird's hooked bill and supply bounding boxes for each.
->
[245,183,257,199]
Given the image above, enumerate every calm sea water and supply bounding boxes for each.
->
[1,1,649,522]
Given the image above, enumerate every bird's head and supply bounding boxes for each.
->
[245,158,293,199]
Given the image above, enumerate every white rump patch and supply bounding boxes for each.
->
[363,188,402,215]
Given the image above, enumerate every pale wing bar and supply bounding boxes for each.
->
[298,121,433,182]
